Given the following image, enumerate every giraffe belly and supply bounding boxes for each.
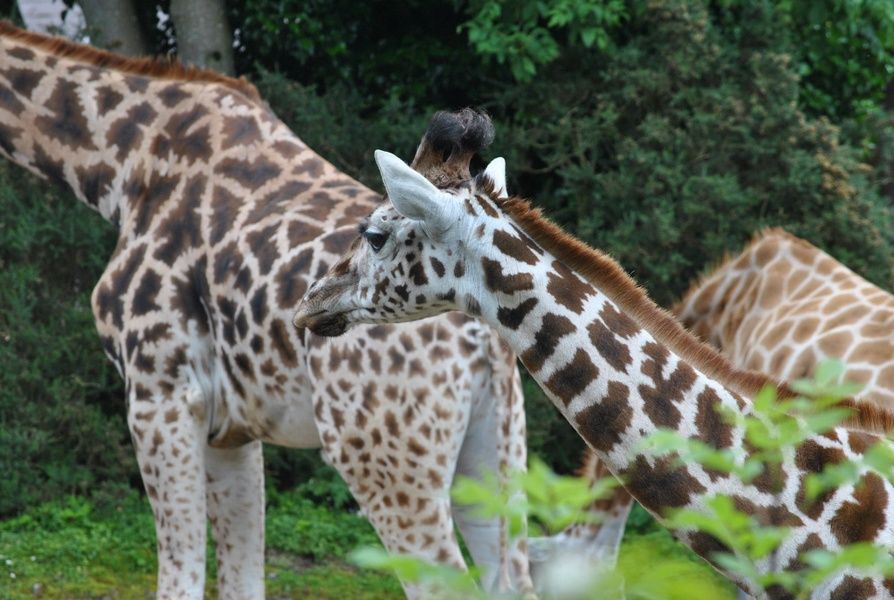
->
[209,356,321,449]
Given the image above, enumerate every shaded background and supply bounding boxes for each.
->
[1,0,893,517]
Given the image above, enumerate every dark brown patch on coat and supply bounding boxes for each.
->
[574,381,632,452]
[107,102,157,162]
[275,249,312,308]
[520,312,576,372]
[131,269,162,316]
[544,348,599,407]
[600,302,640,338]
[7,45,35,61]
[163,105,212,165]
[269,318,297,368]
[481,257,533,294]
[546,260,594,314]
[587,318,633,373]
[75,162,116,207]
[623,454,706,513]
[1,66,42,97]
[221,115,262,148]
[96,85,124,114]
[130,171,178,236]
[210,185,241,246]
[36,79,95,149]
[638,342,697,429]
[688,531,731,561]
[493,228,539,265]
[247,180,314,223]
[0,79,24,115]
[794,439,846,519]
[694,387,732,450]
[287,221,324,248]
[158,83,189,107]
[497,297,538,330]
[831,576,876,600]
[216,155,281,190]
[154,175,206,264]
[430,257,445,277]
[408,261,428,286]
[830,471,888,544]
[246,223,281,275]
[321,229,357,255]
[95,243,146,328]
[249,284,268,324]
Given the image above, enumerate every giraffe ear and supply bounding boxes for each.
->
[483,157,508,198]
[374,150,453,235]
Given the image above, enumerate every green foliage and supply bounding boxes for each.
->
[645,361,894,596]
[461,0,626,80]
[487,0,894,306]
[0,163,128,516]
[266,488,381,559]
[453,457,617,537]
[771,0,894,120]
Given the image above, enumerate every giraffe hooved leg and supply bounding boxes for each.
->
[366,498,467,600]
[128,384,209,599]
[206,441,265,599]
[530,465,634,577]
[452,351,534,597]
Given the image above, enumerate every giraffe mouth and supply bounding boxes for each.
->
[293,309,350,337]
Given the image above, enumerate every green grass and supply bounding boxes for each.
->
[0,491,731,599]
[0,491,402,599]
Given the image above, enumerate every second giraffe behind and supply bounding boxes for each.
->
[294,147,894,599]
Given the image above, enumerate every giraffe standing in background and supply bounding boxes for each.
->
[0,24,533,599]
[542,228,894,571]
[295,148,894,598]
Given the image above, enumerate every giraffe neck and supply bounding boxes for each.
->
[0,26,258,227]
[456,216,785,593]
[465,234,748,490]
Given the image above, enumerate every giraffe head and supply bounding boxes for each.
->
[293,149,509,335]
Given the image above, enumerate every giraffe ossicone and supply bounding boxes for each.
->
[0,23,533,599]
[296,150,894,599]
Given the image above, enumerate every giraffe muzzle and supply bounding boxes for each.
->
[292,308,349,337]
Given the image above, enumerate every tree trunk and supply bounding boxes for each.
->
[169,0,234,75]
[78,0,147,56]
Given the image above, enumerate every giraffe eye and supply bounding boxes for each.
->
[362,229,389,252]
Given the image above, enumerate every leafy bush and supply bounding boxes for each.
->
[0,163,129,516]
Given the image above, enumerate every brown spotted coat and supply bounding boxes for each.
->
[0,25,532,599]
[560,228,894,573]
[295,153,894,600]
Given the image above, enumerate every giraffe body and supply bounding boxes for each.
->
[0,25,532,598]
[546,228,894,573]
[295,148,894,599]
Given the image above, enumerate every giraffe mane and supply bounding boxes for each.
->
[492,195,894,435]
[0,21,261,103]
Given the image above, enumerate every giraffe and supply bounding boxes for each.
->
[0,24,534,599]
[294,147,894,599]
[536,228,894,572]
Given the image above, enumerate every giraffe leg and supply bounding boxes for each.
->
[452,341,534,597]
[530,461,634,573]
[452,406,511,593]
[205,441,265,599]
[128,383,209,599]
[313,394,469,600]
